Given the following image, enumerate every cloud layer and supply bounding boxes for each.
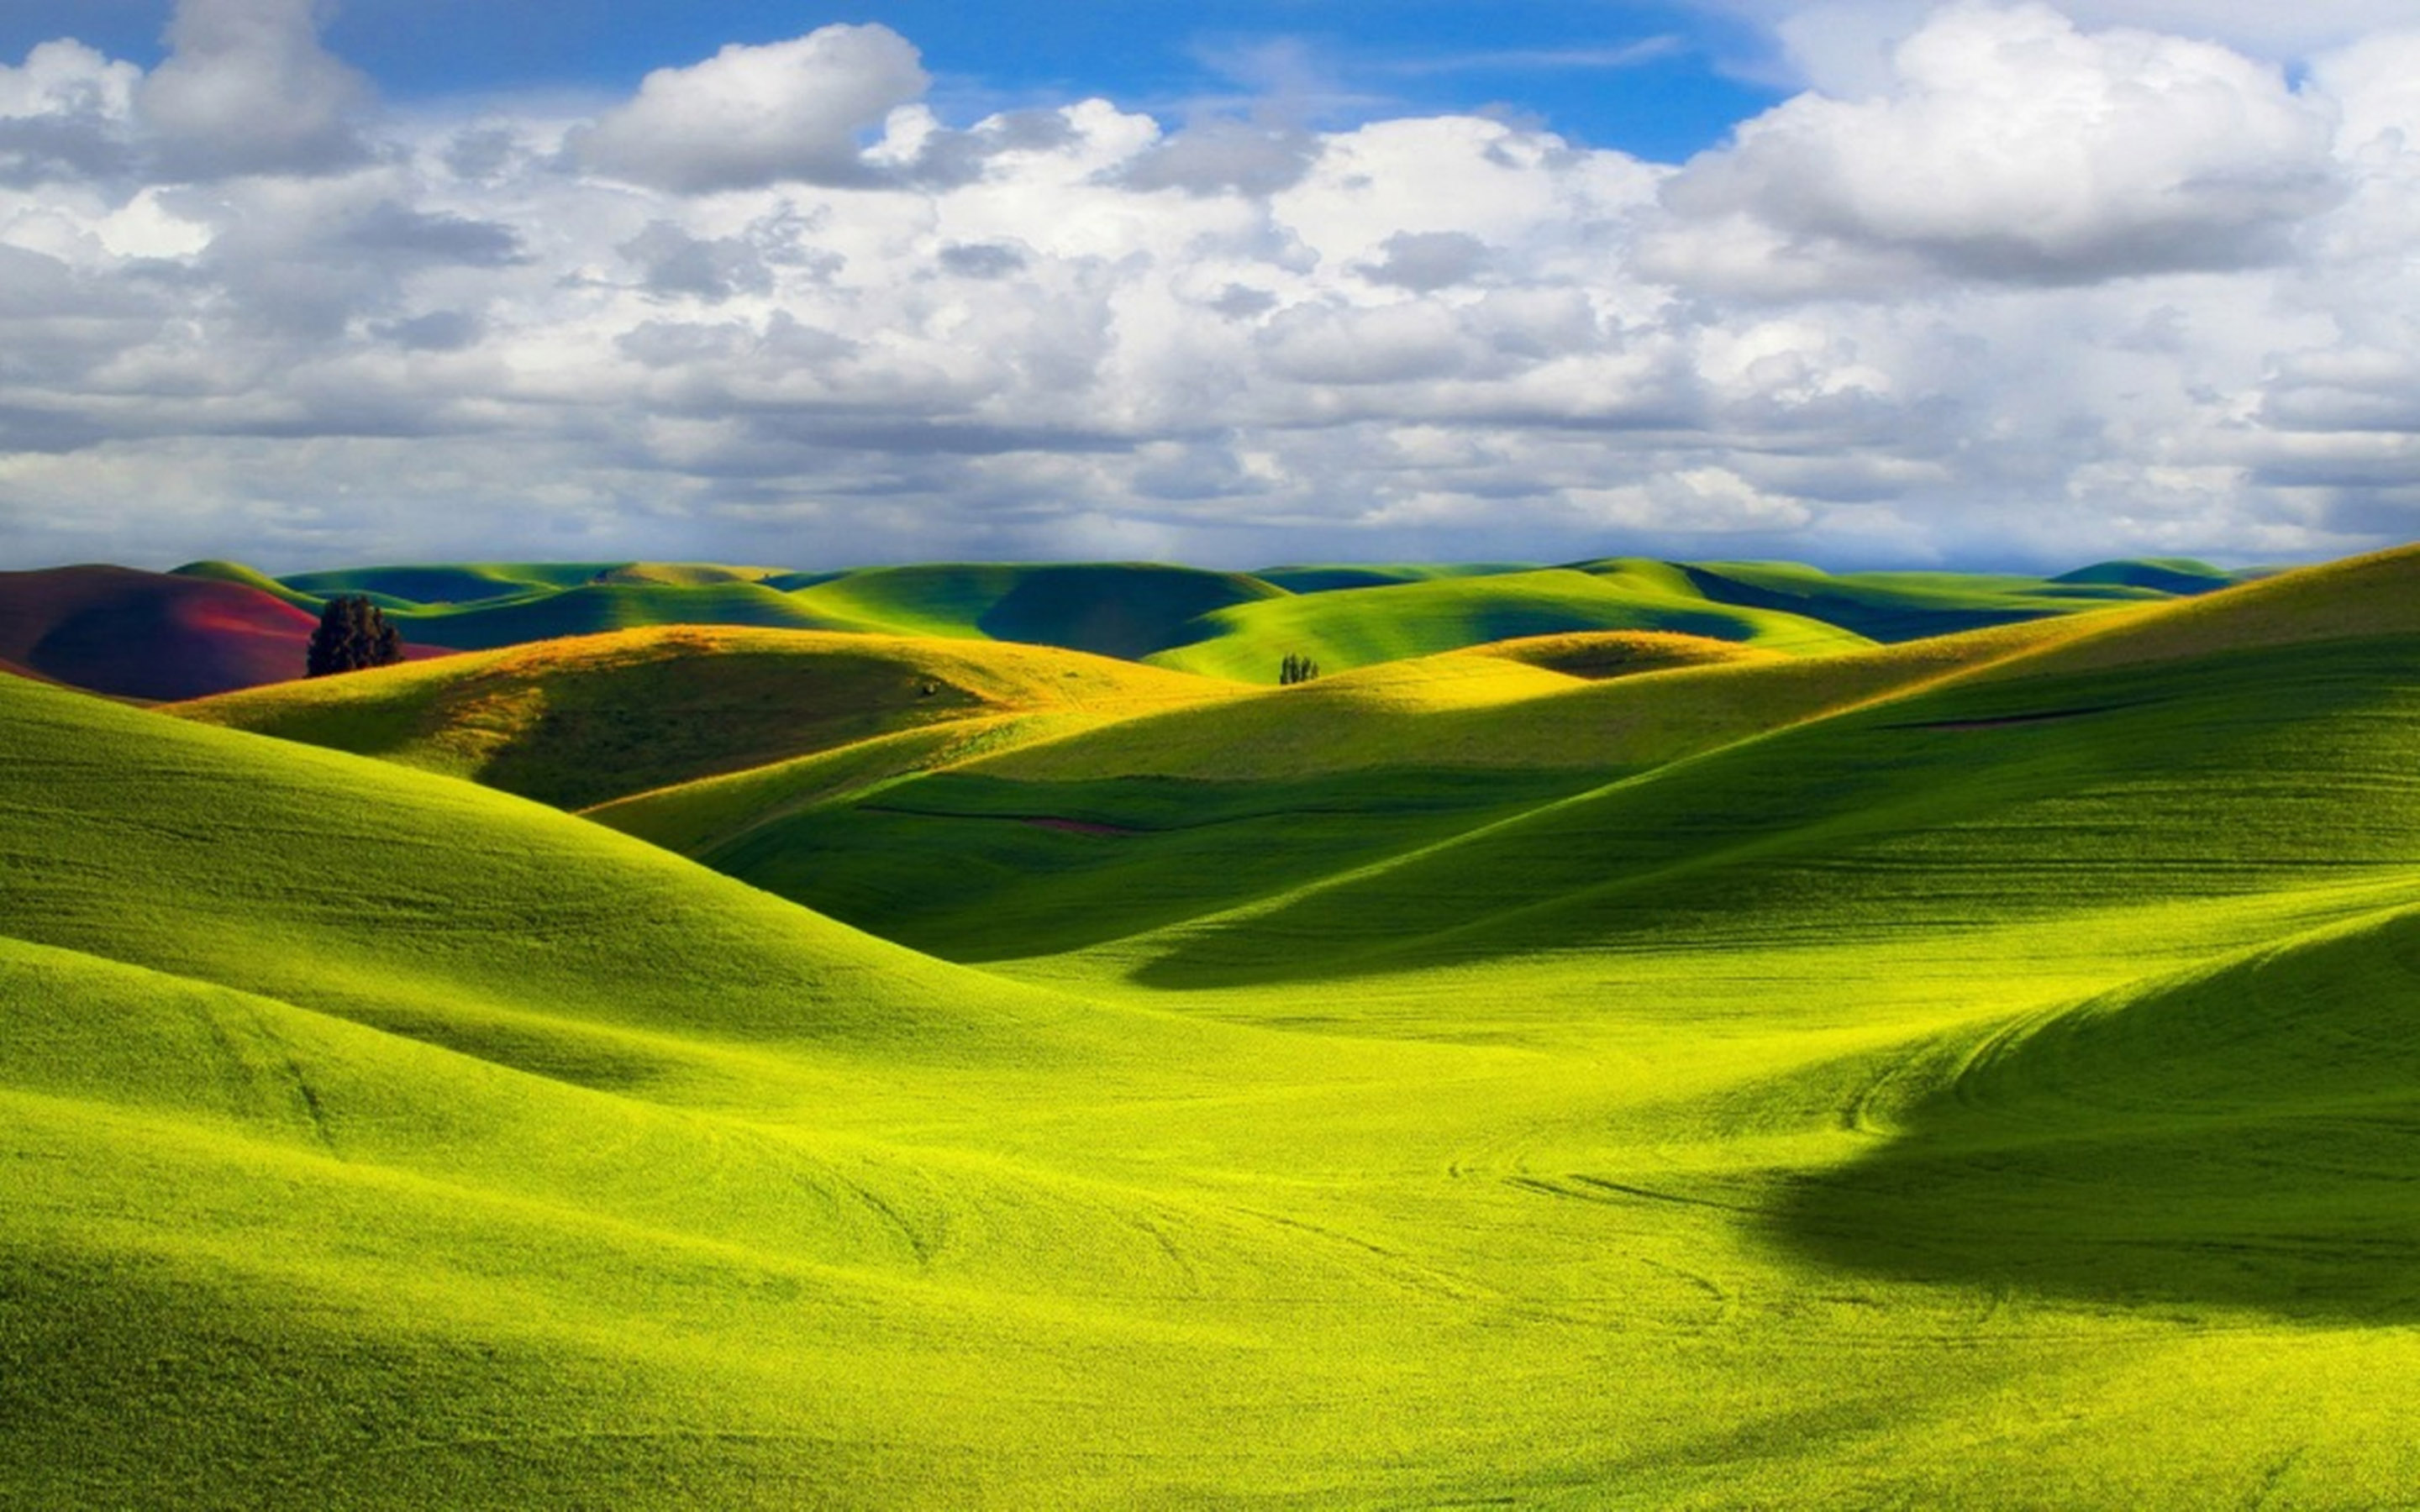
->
[1,1,2417,571]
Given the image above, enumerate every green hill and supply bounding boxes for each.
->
[1253,562,1536,593]
[384,580,882,650]
[2049,556,2244,595]
[1673,559,2176,641]
[174,626,1234,809]
[786,560,1287,659]
[1146,563,1871,682]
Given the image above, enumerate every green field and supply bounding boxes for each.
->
[7,545,2418,1506]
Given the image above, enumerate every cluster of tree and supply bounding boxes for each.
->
[1279,653,1322,685]
[306,595,402,677]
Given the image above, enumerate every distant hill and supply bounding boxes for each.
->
[8,551,2271,701]
[785,561,1288,659]
[1147,562,1871,681]
[2049,557,2244,595]
[0,564,429,701]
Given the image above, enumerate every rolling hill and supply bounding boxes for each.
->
[174,626,1237,809]
[1143,562,1874,681]
[9,542,2420,1507]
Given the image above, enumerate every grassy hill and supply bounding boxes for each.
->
[1672,559,2196,641]
[1146,562,1873,682]
[784,561,1288,659]
[12,544,2420,1506]
[174,627,1234,809]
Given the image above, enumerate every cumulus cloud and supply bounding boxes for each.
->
[138,0,371,180]
[1114,121,1322,197]
[0,39,140,186]
[1358,231,1494,291]
[572,24,927,193]
[6,3,2420,572]
[1649,3,2342,292]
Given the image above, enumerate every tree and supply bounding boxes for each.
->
[306,595,402,677]
[1279,652,1321,685]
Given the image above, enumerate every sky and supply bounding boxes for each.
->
[0,1,2417,572]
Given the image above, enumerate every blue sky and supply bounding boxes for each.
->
[0,0,1783,161]
[0,1,2414,572]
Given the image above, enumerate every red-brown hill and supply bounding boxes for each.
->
[0,565,442,701]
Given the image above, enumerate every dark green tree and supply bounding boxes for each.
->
[1279,653,1321,685]
[306,595,402,677]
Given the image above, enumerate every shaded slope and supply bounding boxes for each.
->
[1253,563,1536,593]
[175,626,1232,810]
[280,561,631,604]
[787,561,1286,659]
[1675,560,2170,642]
[0,564,353,700]
[2050,557,2244,595]
[1775,902,2420,1317]
[1145,564,1870,682]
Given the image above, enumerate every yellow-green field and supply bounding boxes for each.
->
[6,546,2417,1506]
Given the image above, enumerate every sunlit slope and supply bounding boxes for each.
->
[0,676,1484,1504]
[1145,564,1872,682]
[381,580,883,650]
[1124,549,2420,985]
[1462,628,1783,679]
[0,674,1070,1059]
[170,557,324,610]
[785,560,1286,659]
[174,626,1232,809]
[659,621,2070,959]
[276,560,776,605]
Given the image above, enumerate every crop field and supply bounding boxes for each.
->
[4,547,2417,1506]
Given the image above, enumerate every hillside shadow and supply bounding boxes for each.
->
[1766,1107,2420,1322]
[1767,910,2420,1322]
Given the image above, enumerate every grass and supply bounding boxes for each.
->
[1145,564,1874,681]
[786,561,1287,659]
[8,545,2420,1506]
[171,626,1233,809]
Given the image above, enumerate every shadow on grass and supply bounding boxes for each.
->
[1765,907,2420,1322]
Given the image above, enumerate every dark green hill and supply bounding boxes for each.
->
[1674,560,2167,642]
[2049,558,2242,595]
[787,561,1287,659]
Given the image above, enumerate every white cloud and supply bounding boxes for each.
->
[1650,3,2340,292]
[571,24,928,193]
[138,0,371,180]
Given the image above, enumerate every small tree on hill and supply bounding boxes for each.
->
[1279,652,1321,685]
[306,595,402,677]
